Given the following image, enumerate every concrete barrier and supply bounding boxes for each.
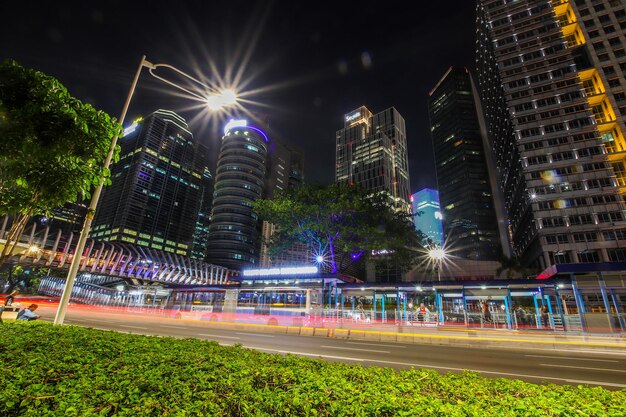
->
[379,332,397,343]
[334,329,350,339]
[267,325,288,334]
[286,326,302,335]
[299,327,314,336]
[159,317,626,352]
[349,330,366,340]
[362,331,381,341]
[313,327,329,337]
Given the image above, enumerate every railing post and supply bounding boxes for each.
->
[571,273,586,332]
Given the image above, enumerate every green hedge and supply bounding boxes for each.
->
[0,322,624,416]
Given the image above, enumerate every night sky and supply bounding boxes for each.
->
[2,0,476,192]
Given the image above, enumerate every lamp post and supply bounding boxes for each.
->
[428,247,446,282]
[54,56,237,325]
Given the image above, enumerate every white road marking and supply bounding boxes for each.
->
[235,346,626,387]
[247,346,365,362]
[539,363,626,373]
[363,359,626,388]
[526,354,619,363]
[198,334,241,340]
[320,345,390,354]
[119,325,148,330]
[235,332,275,338]
[494,344,626,357]
[81,318,120,323]
[66,317,111,322]
[563,379,626,388]
[159,324,190,329]
[346,341,406,348]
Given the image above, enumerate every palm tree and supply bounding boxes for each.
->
[496,255,529,279]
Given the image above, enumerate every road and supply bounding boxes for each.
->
[38,306,626,390]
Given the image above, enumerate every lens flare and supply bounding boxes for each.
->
[205,89,238,110]
[541,170,561,185]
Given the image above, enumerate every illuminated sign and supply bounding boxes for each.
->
[123,122,139,137]
[224,119,248,134]
[371,249,394,256]
[243,266,318,276]
[345,111,361,122]
[223,119,269,142]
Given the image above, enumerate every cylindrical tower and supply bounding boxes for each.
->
[206,119,269,270]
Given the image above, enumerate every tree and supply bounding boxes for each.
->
[253,183,424,275]
[0,60,121,265]
[0,264,48,294]
[496,255,530,279]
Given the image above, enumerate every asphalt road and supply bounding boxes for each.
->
[38,306,626,390]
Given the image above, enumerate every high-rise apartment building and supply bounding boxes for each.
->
[205,119,270,270]
[91,110,207,256]
[428,67,504,261]
[476,0,626,269]
[335,106,412,214]
[411,188,444,246]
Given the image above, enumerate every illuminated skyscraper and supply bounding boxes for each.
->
[411,188,444,246]
[206,119,307,270]
[91,110,206,256]
[428,67,504,261]
[335,106,412,214]
[476,0,626,269]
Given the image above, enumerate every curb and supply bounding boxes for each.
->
[180,319,626,351]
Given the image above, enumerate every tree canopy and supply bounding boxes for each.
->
[253,183,424,275]
[496,255,532,279]
[0,60,121,262]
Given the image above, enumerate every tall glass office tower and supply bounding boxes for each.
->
[205,119,269,270]
[335,106,412,214]
[91,110,206,256]
[428,67,504,260]
[411,188,444,247]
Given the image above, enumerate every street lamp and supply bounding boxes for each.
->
[428,246,447,282]
[54,55,237,325]
[27,244,40,255]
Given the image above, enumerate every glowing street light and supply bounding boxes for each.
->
[428,246,447,282]
[54,55,238,326]
[206,89,238,110]
[428,247,446,262]
[27,244,40,255]
[143,61,238,111]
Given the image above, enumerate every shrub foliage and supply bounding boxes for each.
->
[1,322,624,416]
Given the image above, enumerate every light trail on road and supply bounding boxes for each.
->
[35,305,626,389]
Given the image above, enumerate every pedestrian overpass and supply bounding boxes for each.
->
[0,220,238,286]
